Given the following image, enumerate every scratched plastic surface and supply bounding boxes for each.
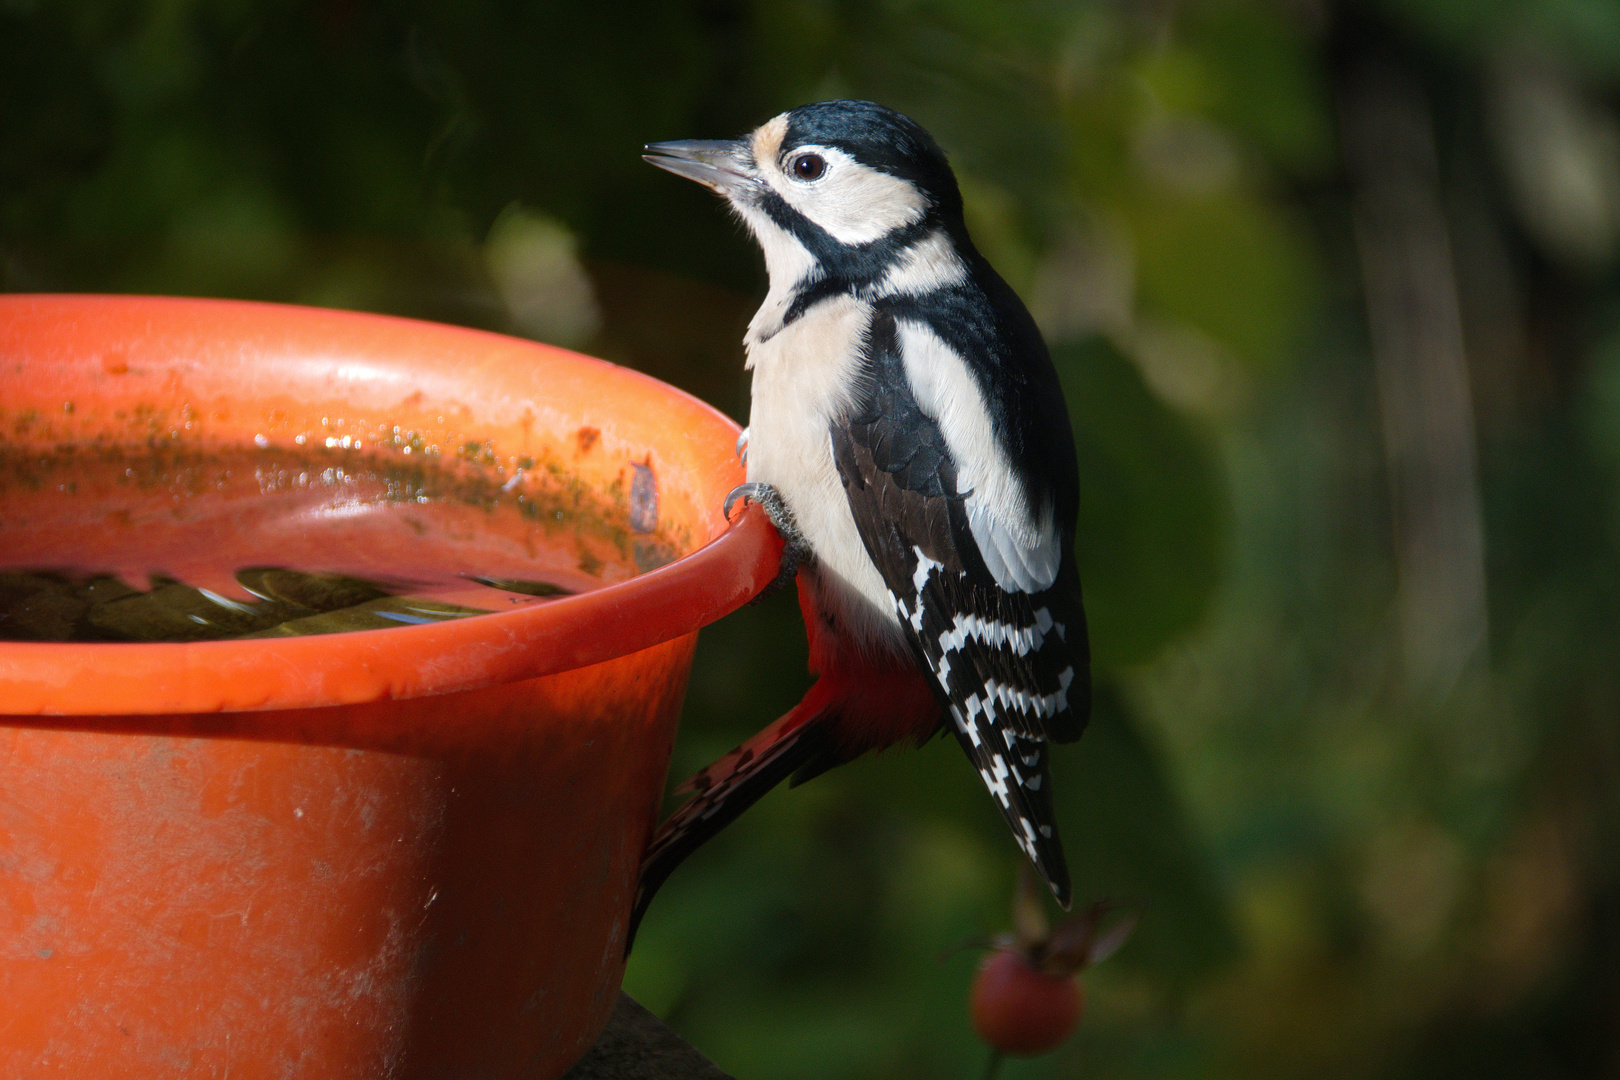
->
[0,296,781,1080]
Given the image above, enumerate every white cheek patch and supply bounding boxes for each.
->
[896,319,1061,593]
[765,145,928,246]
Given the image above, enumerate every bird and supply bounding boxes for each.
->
[633,99,1090,943]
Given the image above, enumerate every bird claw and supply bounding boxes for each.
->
[724,482,810,600]
[736,427,750,464]
[725,482,796,536]
[724,481,767,522]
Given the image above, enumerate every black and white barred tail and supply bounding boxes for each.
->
[896,546,1083,906]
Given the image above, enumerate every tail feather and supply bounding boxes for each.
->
[670,706,811,797]
[628,579,943,954]
[947,712,1072,909]
[627,697,835,953]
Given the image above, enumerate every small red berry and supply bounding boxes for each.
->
[969,948,1084,1055]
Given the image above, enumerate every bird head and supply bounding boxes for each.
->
[645,100,964,288]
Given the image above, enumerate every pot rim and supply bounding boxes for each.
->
[0,294,780,716]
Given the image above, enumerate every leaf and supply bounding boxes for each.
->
[1011,865,1051,947]
[1087,910,1140,966]
[1053,681,1238,987]
[1055,335,1225,670]
[1129,190,1319,373]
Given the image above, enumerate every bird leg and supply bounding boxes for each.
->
[726,481,809,597]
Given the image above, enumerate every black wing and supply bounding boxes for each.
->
[832,304,1090,906]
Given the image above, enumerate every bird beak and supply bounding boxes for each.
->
[643,139,757,196]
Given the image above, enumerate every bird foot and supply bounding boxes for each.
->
[735,427,750,464]
[725,481,809,598]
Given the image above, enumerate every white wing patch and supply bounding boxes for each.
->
[968,502,1061,595]
[895,318,1062,593]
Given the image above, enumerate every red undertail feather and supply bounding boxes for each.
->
[628,574,940,950]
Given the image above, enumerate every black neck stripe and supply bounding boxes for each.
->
[756,190,938,327]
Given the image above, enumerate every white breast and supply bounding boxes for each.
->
[744,293,908,653]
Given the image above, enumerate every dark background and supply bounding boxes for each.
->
[6,0,1620,1076]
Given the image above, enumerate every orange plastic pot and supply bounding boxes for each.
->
[0,295,779,1078]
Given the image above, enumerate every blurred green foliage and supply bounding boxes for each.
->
[6,0,1620,1076]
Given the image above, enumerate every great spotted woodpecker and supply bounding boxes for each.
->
[633,100,1089,940]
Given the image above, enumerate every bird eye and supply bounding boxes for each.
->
[791,154,827,181]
